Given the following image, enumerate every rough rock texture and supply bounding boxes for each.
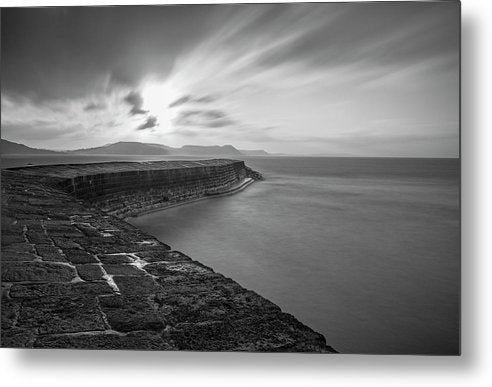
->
[1,161,335,352]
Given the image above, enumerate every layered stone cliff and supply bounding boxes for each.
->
[1,160,336,352]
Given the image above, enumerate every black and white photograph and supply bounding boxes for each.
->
[1,1,460,356]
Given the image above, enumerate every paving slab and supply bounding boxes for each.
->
[1,261,77,283]
[98,295,165,332]
[34,331,175,350]
[76,264,106,281]
[17,295,107,334]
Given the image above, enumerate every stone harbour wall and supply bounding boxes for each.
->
[7,159,261,218]
[1,160,336,352]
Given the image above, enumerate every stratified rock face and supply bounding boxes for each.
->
[1,161,335,353]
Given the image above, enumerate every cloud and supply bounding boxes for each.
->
[169,95,191,108]
[0,89,148,150]
[163,2,459,100]
[136,115,159,131]
[123,91,147,115]
[203,110,225,120]
[1,4,459,157]
[169,119,277,144]
[169,128,201,137]
[1,122,78,141]
[94,120,121,128]
[194,95,217,103]
[83,101,107,111]
[168,94,217,108]
[1,6,214,101]
[278,120,459,157]
[173,109,235,128]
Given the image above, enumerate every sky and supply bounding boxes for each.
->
[1,2,460,157]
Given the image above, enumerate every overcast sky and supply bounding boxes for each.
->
[1,2,459,156]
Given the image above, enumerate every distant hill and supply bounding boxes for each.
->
[69,142,174,155]
[1,139,270,157]
[70,142,252,156]
[1,139,61,155]
[178,144,242,156]
[69,142,244,156]
[239,149,270,156]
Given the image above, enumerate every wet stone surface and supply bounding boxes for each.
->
[76,264,106,281]
[34,330,175,350]
[102,264,146,276]
[17,295,107,334]
[1,262,77,283]
[35,244,68,262]
[98,254,133,264]
[64,249,98,264]
[1,163,334,352]
[9,281,114,299]
[98,295,165,332]
[112,275,160,295]
[1,250,37,262]
[133,250,192,263]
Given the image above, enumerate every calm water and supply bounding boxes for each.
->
[130,157,460,354]
[2,155,460,354]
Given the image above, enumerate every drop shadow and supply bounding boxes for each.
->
[7,347,464,374]
[459,10,479,370]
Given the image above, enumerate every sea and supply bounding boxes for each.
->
[2,155,460,354]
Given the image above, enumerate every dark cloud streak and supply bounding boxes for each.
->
[124,91,147,115]
[2,3,459,102]
[1,6,215,101]
[253,3,459,74]
[83,101,106,111]
[173,109,235,128]
[136,116,158,130]
[169,95,192,108]
[168,94,218,108]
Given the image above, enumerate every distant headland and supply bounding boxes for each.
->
[1,139,271,157]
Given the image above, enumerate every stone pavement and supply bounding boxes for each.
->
[1,167,336,352]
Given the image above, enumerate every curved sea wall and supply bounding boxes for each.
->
[1,160,336,352]
[10,159,260,218]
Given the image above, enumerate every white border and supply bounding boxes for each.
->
[1,0,491,386]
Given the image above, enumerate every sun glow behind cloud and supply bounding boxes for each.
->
[140,80,180,132]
